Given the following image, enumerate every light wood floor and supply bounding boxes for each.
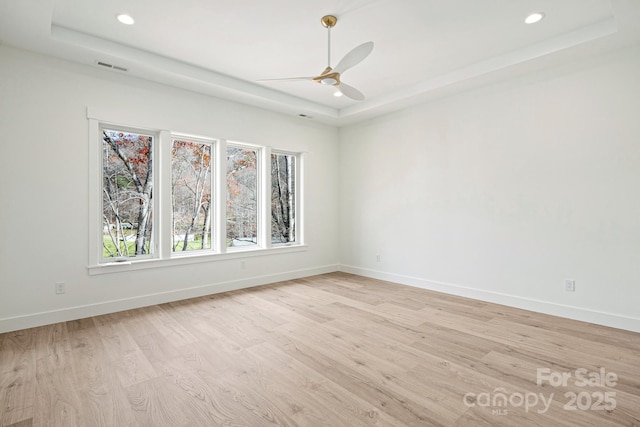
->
[1,272,639,426]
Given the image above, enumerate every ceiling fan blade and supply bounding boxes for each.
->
[257,77,315,82]
[339,82,365,101]
[332,41,374,75]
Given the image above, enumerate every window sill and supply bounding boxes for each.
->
[88,244,307,276]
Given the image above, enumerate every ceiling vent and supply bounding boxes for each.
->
[96,61,128,72]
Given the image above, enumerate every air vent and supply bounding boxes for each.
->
[96,61,128,72]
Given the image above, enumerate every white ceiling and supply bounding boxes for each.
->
[2,0,640,125]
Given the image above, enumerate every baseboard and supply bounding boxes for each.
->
[5,264,638,334]
[339,265,640,334]
[0,264,339,333]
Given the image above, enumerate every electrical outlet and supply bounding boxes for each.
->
[564,279,575,292]
[376,254,381,262]
[240,260,246,270]
[55,281,66,295]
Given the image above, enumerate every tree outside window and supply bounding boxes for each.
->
[171,140,213,252]
[101,129,154,259]
[271,153,296,244]
[226,146,258,247]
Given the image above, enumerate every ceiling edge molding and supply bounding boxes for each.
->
[340,17,619,121]
[50,24,340,122]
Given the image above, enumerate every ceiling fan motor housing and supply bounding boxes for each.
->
[321,15,338,28]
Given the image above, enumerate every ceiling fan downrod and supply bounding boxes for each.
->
[321,15,337,70]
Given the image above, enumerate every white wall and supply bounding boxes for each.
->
[339,45,640,332]
[0,46,340,332]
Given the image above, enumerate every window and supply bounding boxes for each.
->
[171,139,213,252]
[271,152,296,244]
[88,115,304,272]
[101,127,156,260]
[226,145,258,248]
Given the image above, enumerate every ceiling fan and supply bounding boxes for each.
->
[258,15,374,101]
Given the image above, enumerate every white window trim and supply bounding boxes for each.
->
[97,124,162,263]
[167,134,220,258]
[261,145,272,250]
[226,141,263,252]
[87,109,306,276]
[270,149,303,247]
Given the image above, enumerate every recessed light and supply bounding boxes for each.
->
[116,14,135,25]
[525,12,545,24]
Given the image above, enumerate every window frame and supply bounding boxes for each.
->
[169,135,217,257]
[88,111,305,275]
[91,122,162,265]
[270,149,300,247]
[225,141,263,251]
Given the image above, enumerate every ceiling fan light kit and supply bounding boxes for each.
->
[258,14,373,101]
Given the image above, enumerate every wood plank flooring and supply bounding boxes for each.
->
[1,272,639,426]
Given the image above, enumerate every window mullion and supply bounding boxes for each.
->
[261,146,272,249]
[215,139,227,253]
[159,131,172,259]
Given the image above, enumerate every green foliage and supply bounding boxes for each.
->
[103,235,136,258]
[116,175,133,188]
